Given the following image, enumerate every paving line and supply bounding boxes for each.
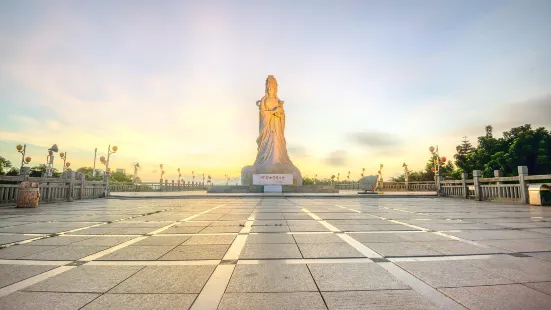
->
[378,262,467,310]
[388,254,507,262]
[79,236,148,261]
[190,265,235,310]
[0,259,72,266]
[86,260,221,266]
[0,208,176,248]
[0,266,76,298]
[190,202,257,310]
[299,202,467,310]
[238,258,373,264]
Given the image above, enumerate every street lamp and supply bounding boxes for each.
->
[16,144,32,172]
[177,168,182,183]
[59,152,68,173]
[160,164,165,180]
[202,173,205,185]
[100,145,118,196]
[192,171,195,183]
[16,144,32,170]
[314,174,317,184]
[361,168,365,178]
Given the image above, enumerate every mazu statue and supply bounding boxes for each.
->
[241,75,302,185]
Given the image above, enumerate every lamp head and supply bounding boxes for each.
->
[16,144,23,151]
[49,144,58,152]
[111,146,118,152]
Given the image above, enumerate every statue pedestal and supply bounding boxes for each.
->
[241,163,302,186]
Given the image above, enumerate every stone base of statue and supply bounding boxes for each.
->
[241,163,303,186]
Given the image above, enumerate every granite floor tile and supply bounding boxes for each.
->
[466,256,551,282]
[70,236,135,246]
[0,234,37,245]
[239,243,302,259]
[218,292,327,310]
[308,263,409,291]
[440,284,551,310]
[25,266,143,292]
[23,245,110,260]
[0,264,57,288]
[159,244,230,260]
[0,291,100,310]
[523,282,551,295]
[0,245,58,259]
[293,233,344,243]
[347,233,405,243]
[322,290,438,310]
[298,243,364,258]
[364,242,442,257]
[183,235,236,244]
[97,245,175,260]
[81,293,197,310]
[246,233,296,244]
[131,235,190,246]
[226,264,317,292]
[396,260,516,288]
[110,265,215,293]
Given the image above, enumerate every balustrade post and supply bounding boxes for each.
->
[67,171,75,202]
[518,166,529,204]
[473,170,482,201]
[461,173,469,199]
[79,173,85,200]
[494,170,503,199]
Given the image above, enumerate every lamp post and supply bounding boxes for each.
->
[192,171,195,184]
[16,144,32,174]
[160,164,165,180]
[314,174,317,184]
[429,145,446,193]
[59,152,68,173]
[100,145,118,197]
[202,173,205,186]
[177,168,181,184]
[92,148,98,177]
[16,144,30,170]
[361,168,365,178]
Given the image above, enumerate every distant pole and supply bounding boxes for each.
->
[92,148,97,176]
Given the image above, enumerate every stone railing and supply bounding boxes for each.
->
[0,172,105,206]
[109,180,209,192]
[439,166,551,203]
[334,181,436,191]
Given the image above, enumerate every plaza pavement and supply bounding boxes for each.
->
[0,196,551,309]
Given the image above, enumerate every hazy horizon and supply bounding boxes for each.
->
[1,0,550,182]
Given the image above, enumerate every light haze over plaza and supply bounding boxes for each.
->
[1,0,550,182]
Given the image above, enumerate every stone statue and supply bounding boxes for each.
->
[241,75,302,185]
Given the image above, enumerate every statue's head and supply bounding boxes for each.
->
[265,75,278,97]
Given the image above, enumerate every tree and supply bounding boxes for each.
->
[29,164,61,178]
[0,156,12,175]
[6,167,19,176]
[454,136,475,177]
[455,124,551,177]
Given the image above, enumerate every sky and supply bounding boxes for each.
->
[1,0,550,183]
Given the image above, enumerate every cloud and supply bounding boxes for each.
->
[288,145,309,158]
[325,150,347,166]
[349,132,401,148]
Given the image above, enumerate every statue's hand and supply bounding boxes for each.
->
[256,100,261,107]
